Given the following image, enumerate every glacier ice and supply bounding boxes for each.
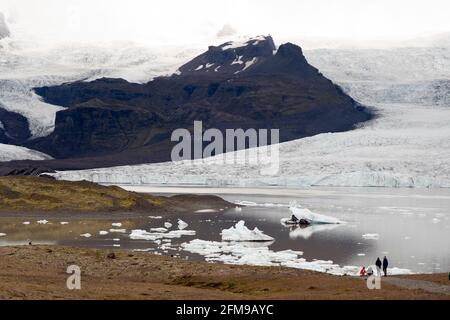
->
[129,228,196,241]
[0,143,52,161]
[221,220,274,242]
[0,37,201,138]
[180,239,412,276]
[288,205,342,224]
[178,219,189,230]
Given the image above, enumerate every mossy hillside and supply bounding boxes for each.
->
[0,176,166,212]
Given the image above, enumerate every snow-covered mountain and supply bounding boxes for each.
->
[51,42,450,188]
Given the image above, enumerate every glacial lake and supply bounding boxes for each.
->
[0,186,449,274]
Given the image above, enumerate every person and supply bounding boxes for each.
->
[359,266,367,277]
[367,266,374,276]
[375,257,382,276]
[383,256,389,277]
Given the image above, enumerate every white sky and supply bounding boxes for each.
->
[1,0,450,45]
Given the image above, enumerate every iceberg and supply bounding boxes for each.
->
[221,221,274,242]
[109,229,126,233]
[164,222,173,229]
[178,219,189,230]
[288,205,342,225]
[150,227,168,233]
[129,229,195,241]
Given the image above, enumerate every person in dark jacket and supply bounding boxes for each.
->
[375,257,382,275]
[383,256,389,276]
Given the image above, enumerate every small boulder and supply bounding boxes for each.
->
[106,252,116,260]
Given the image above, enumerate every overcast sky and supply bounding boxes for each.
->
[1,0,450,45]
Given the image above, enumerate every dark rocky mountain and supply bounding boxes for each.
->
[0,105,31,144]
[178,36,276,75]
[4,36,372,171]
[0,12,10,39]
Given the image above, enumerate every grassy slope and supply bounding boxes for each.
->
[0,176,230,213]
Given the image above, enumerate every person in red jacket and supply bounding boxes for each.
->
[359,266,367,277]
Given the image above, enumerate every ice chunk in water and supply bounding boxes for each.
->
[221,221,274,242]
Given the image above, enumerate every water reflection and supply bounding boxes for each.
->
[287,224,341,240]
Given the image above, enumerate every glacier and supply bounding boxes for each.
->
[0,36,201,138]
[50,41,450,188]
[0,143,52,161]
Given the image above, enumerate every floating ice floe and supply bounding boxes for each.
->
[150,227,168,233]
[181,239,354,275]
[37,220,49,225]
[60,222,69,225]
[129,229,196,241]
[111,223,122,227]
[149,216,163,219]
[164,222,172,229]
[109,229,126,233]
[362,233,380,240]
[181,238,413,276]
[23,221,30,225]
[289,205,342,224]
[235,206,243,212]
[178,219,189,230]
[99,230,109,235]
[195,209,217,213]
[221,221,274,242]
[80,233,92,238]
[0,233,6,237]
